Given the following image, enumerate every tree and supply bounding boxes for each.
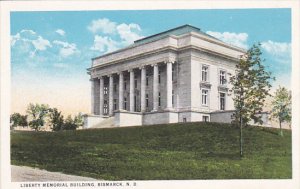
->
[10,113,28,128]
[48,108,64,131]
[230,43,274,157]
[62,115,78,130]
[271,86,291,136]
[26,103,49,131]
[73,113,84,128]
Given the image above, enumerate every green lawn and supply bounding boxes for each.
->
[11,122,292,180]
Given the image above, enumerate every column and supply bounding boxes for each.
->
[118,72,124,110]
[152,64,158,111]
[129,70,135,112]
[99,77,104,116]
[166,62,173,109]
[140,66,146,112]
[91,79,95,114]
[108,75,114,115]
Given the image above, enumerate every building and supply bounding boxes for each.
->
[84,25,247,128]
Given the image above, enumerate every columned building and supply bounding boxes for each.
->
[84,25,246,128]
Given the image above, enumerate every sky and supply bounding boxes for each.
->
[10,9,291,115]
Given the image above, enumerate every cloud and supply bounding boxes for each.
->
[87,18,117,34]
[206,31,248,49]
[53,40,80,58]
[90,35,119,53]
[32,36,52,51]
[11,30,52,58]
[88,18,143,54]
[261,40,291,64]
[56,29,65,36]
[117,23,142,45]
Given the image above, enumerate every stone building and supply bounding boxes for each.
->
[84,25,247,128]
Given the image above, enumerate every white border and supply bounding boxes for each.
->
[1,1,299,189]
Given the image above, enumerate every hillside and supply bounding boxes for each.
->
[11,122,292,180]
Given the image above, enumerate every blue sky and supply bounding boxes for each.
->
[10,9,291,114]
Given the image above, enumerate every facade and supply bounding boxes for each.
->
[84,25,247,128]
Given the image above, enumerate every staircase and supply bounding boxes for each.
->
[90,116,115,129]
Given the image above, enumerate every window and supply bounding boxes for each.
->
[113,99,117,110]
[104,100,108,114]
[146,94,149,107]
[146,73,149,86]
[134,79,138,89]
[172,90,174,105]
[134,96,137,111]
[124,81,127,90]
[124,97,127,110]
[172,66,175,81]
[219,70,226,85]
[104,86,108,95]
[203,116,209,122]
[183,118,187,122]
[114,84,117,92]
[202,65,208,82]
[158,70,161,84]
[202,89,208,106]
[220,92,226,110]
[158,92,161,107]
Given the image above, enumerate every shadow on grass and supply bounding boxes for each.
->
[261,128,281,136]
[201,152,242,160]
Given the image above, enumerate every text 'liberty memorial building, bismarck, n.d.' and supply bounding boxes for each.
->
[84,24,262,128]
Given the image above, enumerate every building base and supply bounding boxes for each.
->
[83,110,271,128]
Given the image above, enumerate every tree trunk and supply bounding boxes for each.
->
[279,119,283,136]
[240,115,243,157]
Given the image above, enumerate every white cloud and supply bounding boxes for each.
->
[11,33,21,46]
[117,23,143,45]
[32,36,52,51]
[53,40,79,58]
[88,18,143,53]
[11,30,52,58]
[90,35,119,53]
[56,29,66,36]
[261,40,291,61]
[206,31,248,49]
[87,18,117,34]
[20,29,36,35]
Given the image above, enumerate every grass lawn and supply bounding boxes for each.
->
[11,122,292,180]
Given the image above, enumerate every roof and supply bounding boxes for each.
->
[134,24,204,45]
[91,24,242,61]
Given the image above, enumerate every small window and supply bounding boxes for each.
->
[146,73,149,86]
[172,66,175,81]
[202,65,208,82]
[202,89,208,106]
[146,94,149,107]
[113,99,117,110]
[219,70,226,85]
[172,90,174,105]
[104,86,108,95]
[124,82,127,90]
[134,79,138,89]
[183,118,187,123]
[158,92,161,107]
[104,100,108,114]
[220,92,226,110]
[158,70,161,84]
[114,84,117,92]
[124,97,127,110]
[134,95,137,112]
[203,116,209,122]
